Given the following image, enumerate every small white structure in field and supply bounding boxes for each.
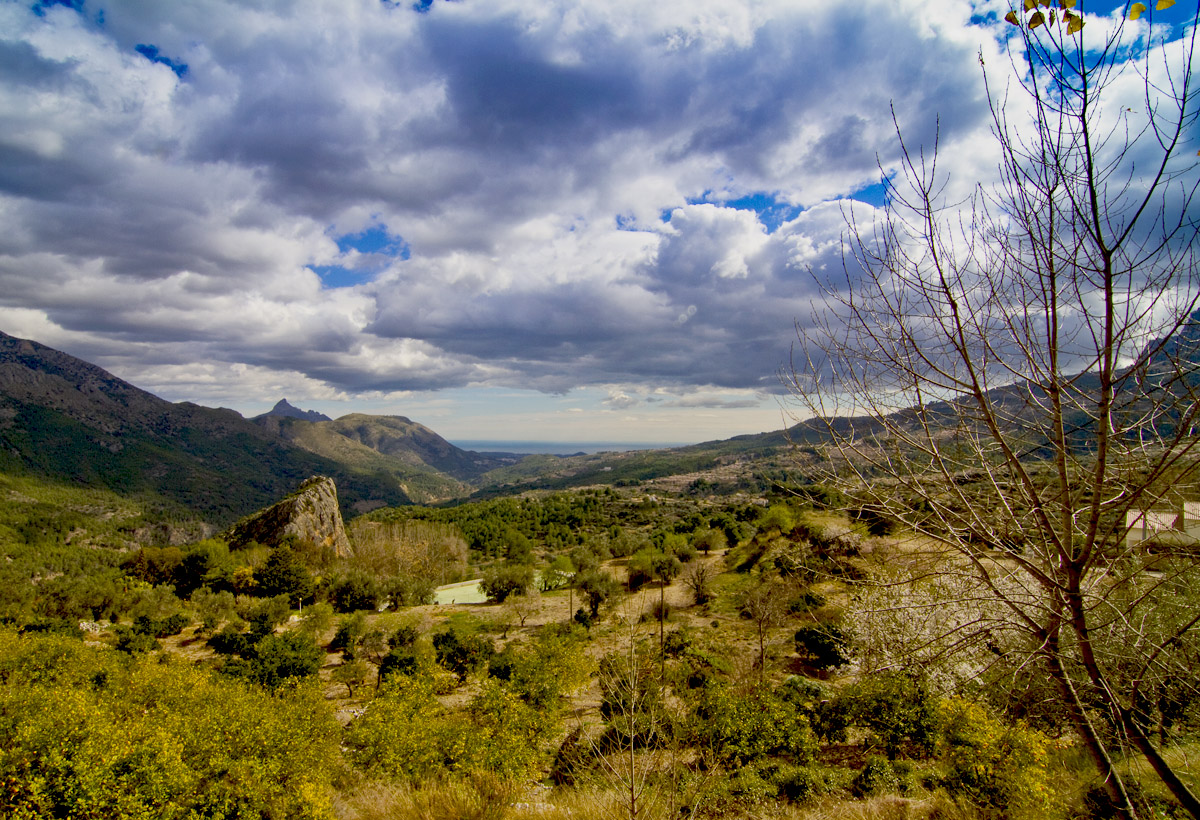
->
[1126,502,1200,547]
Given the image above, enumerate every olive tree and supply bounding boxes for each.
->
[787,3,1200,817]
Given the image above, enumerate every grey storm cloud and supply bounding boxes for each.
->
[0,0,1010,406]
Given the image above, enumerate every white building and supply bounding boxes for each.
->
[1126,502,1200,547]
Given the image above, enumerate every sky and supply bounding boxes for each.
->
[0,0,1192,444]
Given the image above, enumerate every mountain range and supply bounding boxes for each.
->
[0,331,542,522]
[7,325,1186,528]
[0,331,795,524]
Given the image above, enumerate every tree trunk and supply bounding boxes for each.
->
[1121,709,1200,820]
[1044,639,1139,820]
[1068,588,1200,819]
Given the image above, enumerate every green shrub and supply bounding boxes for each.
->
[246,631,323,689]
[759,505,797,534]
[332,658,371,696]
[647,599,671,623]
[835,672,938,758]
[328,571,380,613]
[383,574,435,607]
[597,650,671,753]
[1079,778,1173,820]
[191,587,237,632]
[113,626,159,655]
[452,680,546,778]
[433,627,494,681]
[240,595,290,633]
[389,622,420,648]
[341,674,445,778]
[256,545,314,607]
[627,548,680,591]
[297,601,335,637]
[487,631,589,713]
[330,612,367,658]
[851,755,899,797]
[662,628,692,658]
[727,766,776,804]
[576,569,620,619]
[852,505,897,536]
[772,763,826,804]
[208,623,253,656]
[480,564,534,603]
[379,645,421,681]
[693,683,815,767]
[344,673,547,781]
[794,622,852,671]
[787,588,827,615]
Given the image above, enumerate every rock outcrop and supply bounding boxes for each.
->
[223,476,351,557]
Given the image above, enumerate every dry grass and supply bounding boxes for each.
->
[333,775,520,820]
[333,778,677,820]
[332,780,980,820]
[788,794,970,820]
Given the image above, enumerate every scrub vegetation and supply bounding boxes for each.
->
[1,464,1197,820]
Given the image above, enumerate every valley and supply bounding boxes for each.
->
[0,331,1196,820]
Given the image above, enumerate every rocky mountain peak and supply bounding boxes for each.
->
[261,399,332,423]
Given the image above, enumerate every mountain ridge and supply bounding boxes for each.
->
[0,331,414,522]
[0,330,801,514]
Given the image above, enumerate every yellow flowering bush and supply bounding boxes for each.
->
[454,680,545,778]
[344,673,549,782]
[937,697,1050,813]
[0,629,340,819]
[343,673,447,779]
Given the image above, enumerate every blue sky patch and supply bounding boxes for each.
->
[849,177,891,208]
[135,44,188,78]
[723,192,802,232]
[308,265,367,289]
[396,0,458,12]
[312,225,409,288]
[335,225,409,257]
[688,191,802,233]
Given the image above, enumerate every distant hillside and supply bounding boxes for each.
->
[465,426,807,497]
[319,414,524,482]
[254,414,470,506]
[0,331,410,523]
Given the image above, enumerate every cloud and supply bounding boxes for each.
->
[5,0,1178,428]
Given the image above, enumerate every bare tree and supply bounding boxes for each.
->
[591,611,671,820]
[739,577,788,684]
[505,586,542,629]
[788,4,1200,818]
[681,560,716,607]
[347,519,468,585]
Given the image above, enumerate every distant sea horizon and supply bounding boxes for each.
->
[450,440,689,455]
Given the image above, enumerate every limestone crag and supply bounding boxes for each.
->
[224,476,351,557]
